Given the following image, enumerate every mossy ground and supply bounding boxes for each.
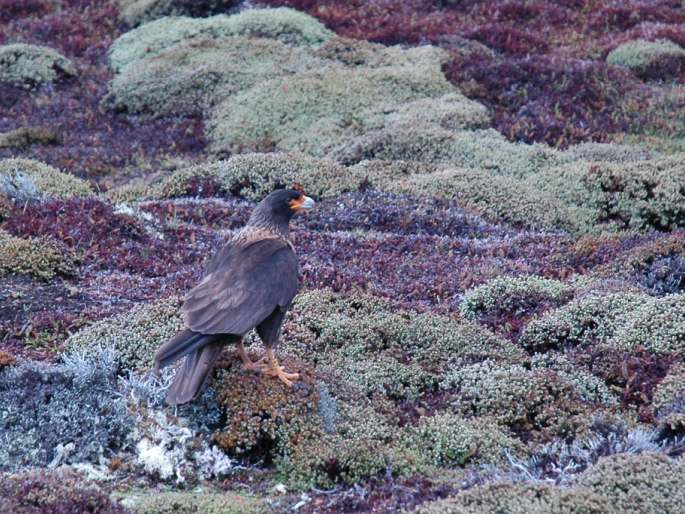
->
[2,2,685,513]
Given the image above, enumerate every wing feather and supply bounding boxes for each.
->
[183,237,299,335]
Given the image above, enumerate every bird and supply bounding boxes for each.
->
[152,187,315,405]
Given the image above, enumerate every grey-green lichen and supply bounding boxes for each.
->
[460,276,572,320]
[415,482,611,514]
[0,43,75,88]
[0,230,77,280]
[110,8,334,70]
[64,297,183,372]
[607,39,685,76]
[0,158,92,202]
[573,452,685,514]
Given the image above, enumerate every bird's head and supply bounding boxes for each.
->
[248,187,315,234]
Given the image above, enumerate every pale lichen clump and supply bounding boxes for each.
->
[460,276,572,320]
[531,156,685,232]
[397,413,524,468]
[110,8,334,70]
[107,36,326,115]
[607,39,685,78]
[0,43,76,88]
[573,452,685,514]
[208,63,456,156]
[608,294,685,355]
[520,292,649,351]
[380,166,576,231]
[64,297,183,371]
[117,490,262,514]
[0,230,77,280]
[0,158,93,202]
[415,482,611,514]
[116,0,241,27]
[441,359,587,435]
[107,152,351,202]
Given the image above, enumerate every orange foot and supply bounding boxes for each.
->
[237,341,267,372]
[262,348,300,387]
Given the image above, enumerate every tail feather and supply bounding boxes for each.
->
[165,340,226,405]
[153,329,217,371]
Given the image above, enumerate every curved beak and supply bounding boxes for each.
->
[301,195,315,210]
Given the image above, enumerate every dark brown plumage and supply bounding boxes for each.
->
[153,188,315,405]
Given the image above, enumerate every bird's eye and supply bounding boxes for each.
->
[289,195,305,211]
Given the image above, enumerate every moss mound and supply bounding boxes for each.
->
[0,43,75,88]
[376,166,576,231]
[0,230,77,280]
[531,156,685,232]
[574,453,685,514]
[609,294,685,355]
[107,36,324,115]
[64,297,183,371]
[0,469,128,513]
[0,158,92,202]
[398,413,523,468]
[116,0,241,27]
[563,142,657,163]
[110,8,333,70]
[334,126,562,177]
[119,489,261,513]
[285,290,525,367]
[441,359,587,436]
[520,292,648,351]
[607,39,685,79]
[460,276,572,321]
[415,482,610,514]
[108,153,350,202]
[208,63,454,156]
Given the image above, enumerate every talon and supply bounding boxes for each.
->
[237,340,267,372]
[262,348,300,387]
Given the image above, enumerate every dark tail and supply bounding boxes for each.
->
[165,339,225,405]
[154,329,218,372]
[153,329,234,405]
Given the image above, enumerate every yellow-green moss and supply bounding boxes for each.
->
[0,43,75,88]
[0,158,92,201]
[607,39,685,75]
[415,482,611,514]
[460,276,572,320]
[208,63,454,156]
[0,230,77,280]
[64,297,183,371]
[397,414,524,468]
[110,8,333,70]
[574,452,685,514]
[118,489,262,514]
[107,36,325,115]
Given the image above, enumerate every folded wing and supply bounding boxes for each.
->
[182,237,299,335]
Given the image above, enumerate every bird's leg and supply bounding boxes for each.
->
[237,339,266,371]
[261,347,300,387]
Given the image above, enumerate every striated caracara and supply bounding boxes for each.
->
[153,188,315,405]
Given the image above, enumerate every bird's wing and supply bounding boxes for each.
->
[182,237,299,335]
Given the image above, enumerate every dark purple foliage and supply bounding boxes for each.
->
[446,55,649,146]
[2,198,216,276]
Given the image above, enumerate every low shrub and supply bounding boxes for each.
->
[0,43,75,88]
